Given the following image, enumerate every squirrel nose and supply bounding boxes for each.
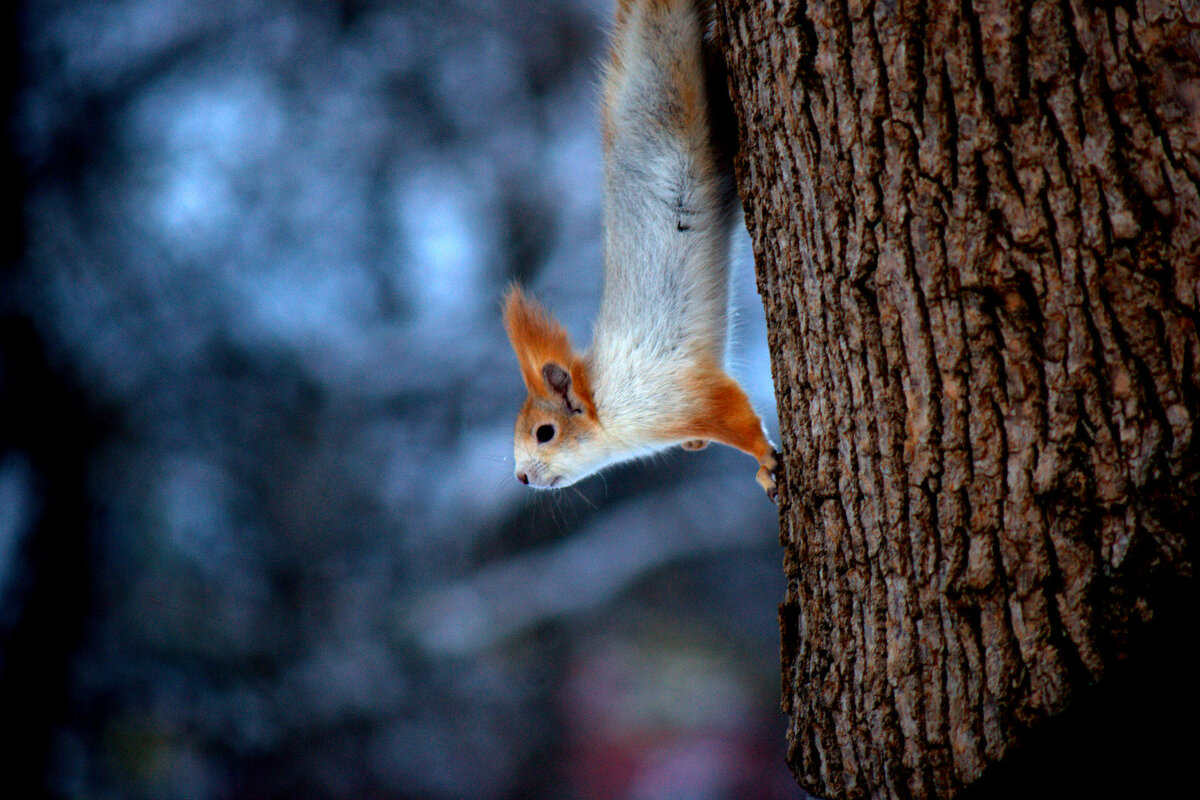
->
[516,471,529,485]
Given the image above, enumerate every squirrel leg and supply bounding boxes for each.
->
[672,368,780,501]
[681,439,709,450]
[755,450,780,502]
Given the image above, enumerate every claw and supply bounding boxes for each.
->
[681,439,709,451]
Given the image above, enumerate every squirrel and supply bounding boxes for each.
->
[502,0,779,501]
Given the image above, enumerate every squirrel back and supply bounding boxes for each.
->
[503,0,778,499]
[595,0,736,373]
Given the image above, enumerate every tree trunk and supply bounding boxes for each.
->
[714,1,1199,798]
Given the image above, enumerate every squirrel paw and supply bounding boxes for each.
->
[682,439,709,451]
[755,450,780,503]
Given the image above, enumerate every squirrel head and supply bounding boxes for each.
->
[503,286,601,489]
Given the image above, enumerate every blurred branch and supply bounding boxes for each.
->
[407,475,777,657]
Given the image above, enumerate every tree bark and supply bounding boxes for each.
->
[714,1,1199,798]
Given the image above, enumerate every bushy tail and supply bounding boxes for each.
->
[602,0,736,216]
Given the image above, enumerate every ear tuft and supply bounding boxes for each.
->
[502,285,597,418]
[503,285,574,396]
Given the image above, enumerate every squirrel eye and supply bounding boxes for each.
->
[535,424,556,444]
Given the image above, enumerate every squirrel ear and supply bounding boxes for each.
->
[542,362,583,415]
[503,285,573,394]
[503,285,596,417]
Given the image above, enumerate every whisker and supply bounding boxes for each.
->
[570,483,598,511]
[491,470,514,494]
[550,489,568,530]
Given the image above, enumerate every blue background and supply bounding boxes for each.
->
[1,1,803,797]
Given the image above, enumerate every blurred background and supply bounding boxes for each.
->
[1,0,802,797]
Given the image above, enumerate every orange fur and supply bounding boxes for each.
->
[600,100,615,153]
[666,364,778,495]
[668,364,774,464]
[502,285,596,418]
